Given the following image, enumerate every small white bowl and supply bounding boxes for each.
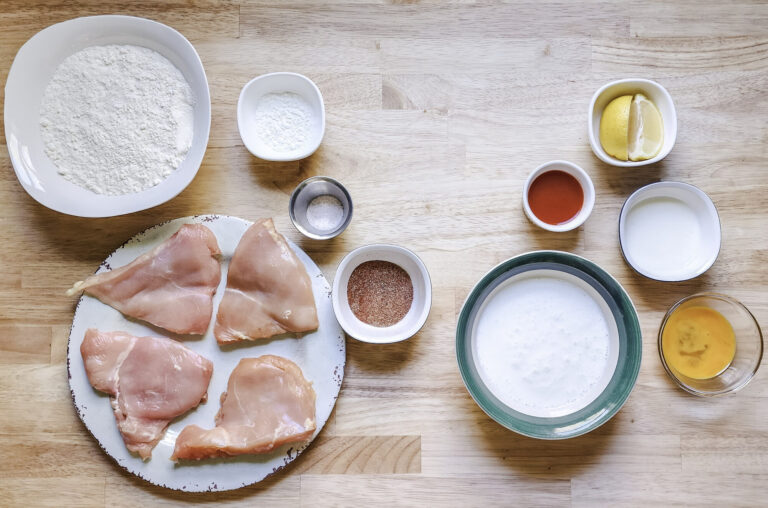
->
[237,72,325,161]
[4,15,211,217]
[619,181,721,282]
[522,160,595,232]
[588,78,677,167]
[332,244,432,344]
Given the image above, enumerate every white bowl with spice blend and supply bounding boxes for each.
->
[332,245,432,344]
[290,176,353,240]
[4,15,211,217]
[237,72,325,161]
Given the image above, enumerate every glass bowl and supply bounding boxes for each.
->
[658,293,763,396]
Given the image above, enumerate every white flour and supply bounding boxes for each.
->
[253,92,314,152]
[40,45,194,195]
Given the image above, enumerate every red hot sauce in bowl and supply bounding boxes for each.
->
[527,170,584,225]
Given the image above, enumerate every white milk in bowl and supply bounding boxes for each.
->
[471,270,619,418]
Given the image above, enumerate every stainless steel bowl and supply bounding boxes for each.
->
[289,176,353,240]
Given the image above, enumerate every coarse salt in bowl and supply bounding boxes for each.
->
[237,72,325,162]
[332,244,432,344]
[289,176,353,240]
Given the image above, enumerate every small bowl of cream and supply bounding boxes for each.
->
[332,244,432,344]
[289,176,352,240]
[523,160,595,232]
[237,72,325,161]
[619,181,721,281]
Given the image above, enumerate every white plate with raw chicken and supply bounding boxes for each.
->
[67,215,345,492]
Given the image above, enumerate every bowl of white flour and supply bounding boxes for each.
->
[4,15,210,217]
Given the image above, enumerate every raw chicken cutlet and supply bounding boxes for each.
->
[171,355,316,461]
[214,218,318,344]
[67,223,222,335]
[80,329,213,460]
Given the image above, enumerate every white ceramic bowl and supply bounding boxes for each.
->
[237,72,325,161]
[522,160,595,232]
[588,78,677,167]
[4,15,211,217]
[332,244,431,344]
[619,181,721,281]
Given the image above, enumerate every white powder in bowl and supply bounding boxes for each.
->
[39,44,195,196]
[253,92,314,152]
[307,195,344,231]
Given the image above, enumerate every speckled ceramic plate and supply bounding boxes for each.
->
[456,251,641,439]
[67,215,345,491]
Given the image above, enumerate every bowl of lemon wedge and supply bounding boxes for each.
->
[588,78,677,167]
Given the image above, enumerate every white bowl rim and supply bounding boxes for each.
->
[3,15,211,217]
[618,181,722,282]
[522,160,596,232]
[588,78,677,167]
[332,243,432,344]
[236,71,326,162]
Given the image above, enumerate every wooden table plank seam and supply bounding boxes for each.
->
[1,1,767,506]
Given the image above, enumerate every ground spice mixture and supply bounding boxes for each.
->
[347,261,414,327]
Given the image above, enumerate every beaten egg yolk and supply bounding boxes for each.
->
[662,306,736,380]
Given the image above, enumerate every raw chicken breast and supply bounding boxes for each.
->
[67,224,222,335]
[80,329,213,460]
[214,218,318,344]
[171,355,316,461]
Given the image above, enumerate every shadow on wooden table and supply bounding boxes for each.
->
[523,217,583,252]
[623,266,713,313]
[345,330,420,373]
[247,144,332,197]
[295,233,350,269]
[23,184,213,263]
[474,408,623,477]
[595,158,667,198]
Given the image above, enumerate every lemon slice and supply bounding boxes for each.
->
[599,95,632,161]
[628,93,664,161]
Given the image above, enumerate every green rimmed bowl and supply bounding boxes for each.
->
[456,250,642,439]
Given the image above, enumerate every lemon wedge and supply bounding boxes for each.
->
[628,93,664,161]
[599,95,632,161]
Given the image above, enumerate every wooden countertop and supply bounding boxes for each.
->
[2,1,767,506]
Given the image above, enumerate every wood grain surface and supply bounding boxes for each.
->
[1,1,767,506]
